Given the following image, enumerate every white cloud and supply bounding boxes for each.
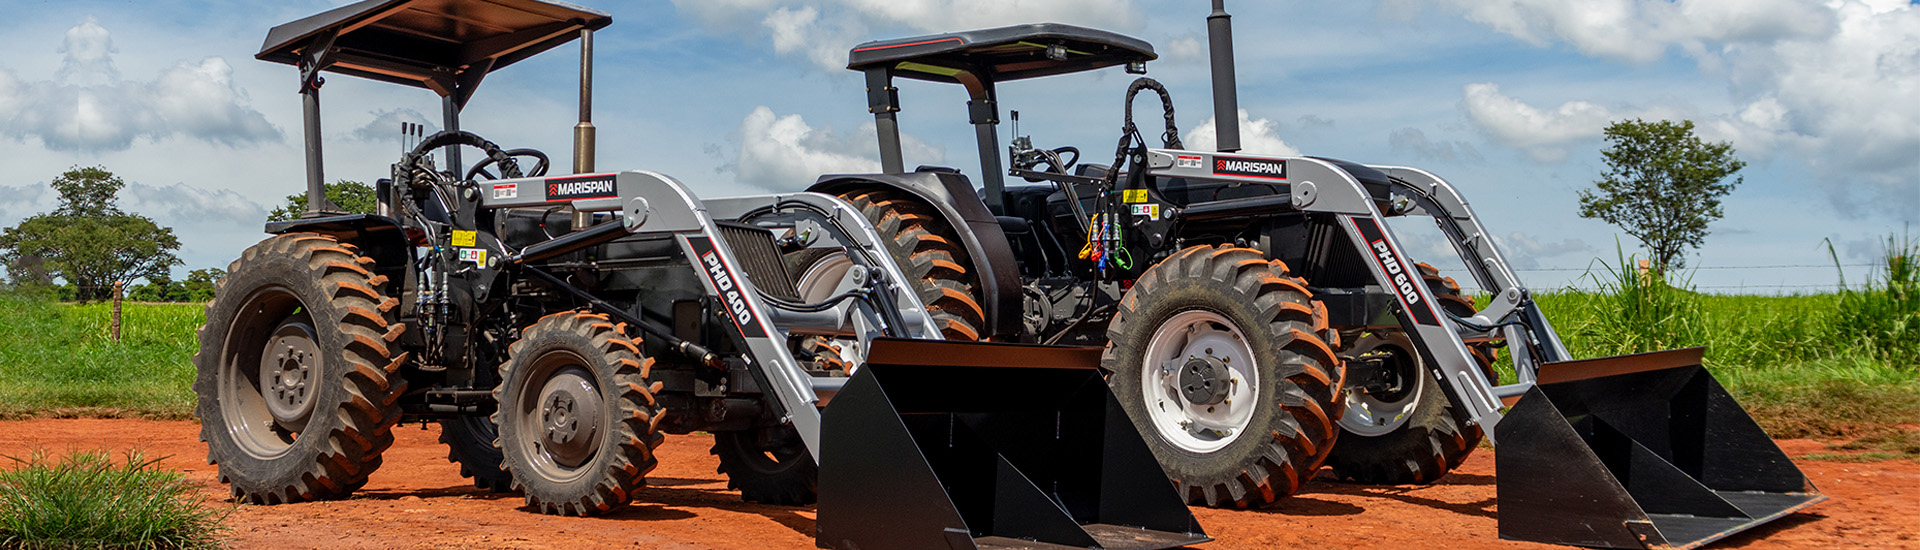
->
[120,182,268,228]
[732,106,944,188]
[674,0,1140,71]
[1462,83,1622,162]
[1493,231,1595,270]
[0,183,52,222]
[1184,109,1299,156]
[0,18,279,152]
[350,109,438,143]
[1440,2,1918,214]
[1392,0,1835,63]
[1389,127,1484,164]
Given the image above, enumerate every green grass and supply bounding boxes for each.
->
[0,294,203,419]
[0,450,228,550]
[1511,245,1920,460]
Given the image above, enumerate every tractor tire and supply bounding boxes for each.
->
[494,311,665,516]
[1325,262,1497,485]
[1102,245,1347,508]
[835,188,987,341]
[711,428,818,506]
[192,233,405,504]
[440,416,512,492]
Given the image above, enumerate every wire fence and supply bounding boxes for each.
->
[1431,263,1883,294]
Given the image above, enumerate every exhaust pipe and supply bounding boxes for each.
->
[572,28,597,231]
[1207,0,1240,153]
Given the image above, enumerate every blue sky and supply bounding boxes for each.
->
[0,0,1914,293]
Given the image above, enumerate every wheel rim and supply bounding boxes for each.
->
[1140,310,1259,453]
[514,351,605,482]
[792,251,861,373]
[794,251,852,303]
[261,320,320,426]
[1337,332,1425,437]
[218,286,311,459]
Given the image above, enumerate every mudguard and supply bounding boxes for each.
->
[810,170,1024,340]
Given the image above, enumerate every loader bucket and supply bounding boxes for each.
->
[818,338,1209,550]
[1497,348,1825,550]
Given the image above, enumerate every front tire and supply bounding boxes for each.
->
[1325,263,1497,484]
[440,416,512,492]
[1102,245,1346,508]
[494,311,665,516]
[192,233,405,504]
[711,427,818,506]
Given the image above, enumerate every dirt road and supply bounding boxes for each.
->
[0,419,1911,549]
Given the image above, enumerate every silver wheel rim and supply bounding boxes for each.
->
[513,350,604,483]
[1140,310,1259,453]
[219,286,312,459]
[793,251,861,372]
[1337,332,1424,437]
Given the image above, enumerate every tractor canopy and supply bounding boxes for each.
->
[258,0,609,104]
[848,23,1155,84]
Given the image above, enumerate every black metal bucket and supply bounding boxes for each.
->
[818,339,1209,550]
[1497,348,1825,550]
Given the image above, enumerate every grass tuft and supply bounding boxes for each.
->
[0,450,228,550]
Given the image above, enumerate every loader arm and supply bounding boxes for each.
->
[475,170,942,462]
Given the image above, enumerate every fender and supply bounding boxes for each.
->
[809,170,1023,339]
[264,213,416,311]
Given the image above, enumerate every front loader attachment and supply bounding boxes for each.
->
[1497,348,1825,550]
[818,339,1208,550]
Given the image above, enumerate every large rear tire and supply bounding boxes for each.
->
[193,233,405,504]
[1102,245,1346,508]
[835,188,987,341]
[1325,262,1497,484]
[494,311,665,516]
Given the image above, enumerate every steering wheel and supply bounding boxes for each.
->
[465,148,550,181]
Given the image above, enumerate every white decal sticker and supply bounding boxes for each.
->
[1176,155,1204,169]
[1131,203,1160,220]
[459,248,487,267]
[492,184,518,200]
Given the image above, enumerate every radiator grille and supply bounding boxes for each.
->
[716,222,798,300]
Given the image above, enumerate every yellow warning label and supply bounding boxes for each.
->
[1122,189,1148,203]
[451,230,476,247]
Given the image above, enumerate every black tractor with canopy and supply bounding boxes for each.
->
[196,2,1213,549]
[801,5,1825,549]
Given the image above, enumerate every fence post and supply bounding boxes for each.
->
[111,280,123,342]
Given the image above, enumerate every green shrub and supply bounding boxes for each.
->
[1830,231,1919,367]
[1569,245,1707,356]
[0,450,227,550]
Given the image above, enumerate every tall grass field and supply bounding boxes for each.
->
[0,296,202,419]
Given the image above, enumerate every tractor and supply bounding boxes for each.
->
[800,3,1826,548]
[194,2,1209,548]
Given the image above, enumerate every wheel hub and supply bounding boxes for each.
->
[1179,356,1232,405]
[536,370,602,469]
[1141,310,1260,453]
[1337,332,1427,437]
[259,321,320,425]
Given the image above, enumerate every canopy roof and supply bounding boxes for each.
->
[847,23,1156,84]
[258,0,610,100]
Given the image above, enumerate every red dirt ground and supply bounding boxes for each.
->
[0,419,1912,549]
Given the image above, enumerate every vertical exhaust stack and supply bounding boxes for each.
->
[572,29,597,231]
[1208,0,1241,153]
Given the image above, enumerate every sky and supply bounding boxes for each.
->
[0,0,1914,294]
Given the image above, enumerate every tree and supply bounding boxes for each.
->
[267,180,378,222]
[1578,119,1745,271]
[0,167,183,301]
